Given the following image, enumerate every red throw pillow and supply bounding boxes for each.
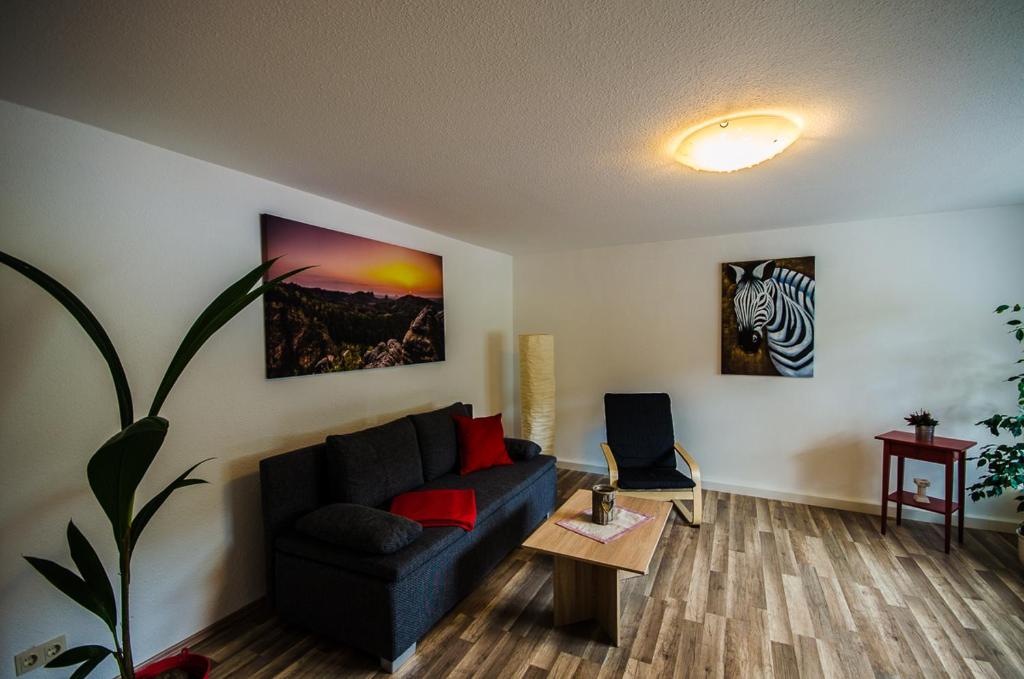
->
[453,413,513,475]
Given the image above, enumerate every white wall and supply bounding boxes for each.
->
[0,101,513,675]
[515,205,1024,528]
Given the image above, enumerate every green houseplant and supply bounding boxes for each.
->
[1,251,307,678]
[904,409,939,441]
[969,303,1024,566]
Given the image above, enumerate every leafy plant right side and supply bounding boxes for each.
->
[969,303,1024,521]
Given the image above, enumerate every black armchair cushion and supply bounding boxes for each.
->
[295,503,422,555]
[326,417,424,507]
[409,402,471,481]
[504,437,541,461]
[617,468,695,490]
[604,393,676,469]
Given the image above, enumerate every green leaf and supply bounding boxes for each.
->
[1016,328,1023,342]
[65,522,115,629]
[0,251,134,428]
[69,654,108,679]
[995,305,1010,313]
[87,417,168,542]
[1008,319,1022,326]
[130,458,212,550]
[46,644,112,668]
[24,557,115,628]
[149,261,312,417]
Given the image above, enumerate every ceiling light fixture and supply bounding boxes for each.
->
[673,112,803,172]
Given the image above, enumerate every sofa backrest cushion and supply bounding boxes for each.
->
[326,417,423,507]
[408,402,471,481]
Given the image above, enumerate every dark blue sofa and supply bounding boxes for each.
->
[259,403,556,672]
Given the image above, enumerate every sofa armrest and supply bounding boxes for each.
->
[504,437,541,461]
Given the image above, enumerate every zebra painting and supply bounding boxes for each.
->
[721,257,815,377]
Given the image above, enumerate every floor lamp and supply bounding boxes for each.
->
[519,334,555,454]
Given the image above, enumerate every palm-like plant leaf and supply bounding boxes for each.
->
[66,522,116,629]
[149,260,312,416]
[0,250,133,428]
[130,458,212,550]
[46,644,112,668]
[24,556,115,629]
[69,654,110,679]
[86,417,169,542]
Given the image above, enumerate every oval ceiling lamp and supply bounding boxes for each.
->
[673,113,803,172]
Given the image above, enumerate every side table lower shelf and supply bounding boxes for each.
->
[886,490,959,515]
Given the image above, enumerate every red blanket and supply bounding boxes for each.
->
[390,489,477,531]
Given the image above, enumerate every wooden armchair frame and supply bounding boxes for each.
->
[600,442,703,525]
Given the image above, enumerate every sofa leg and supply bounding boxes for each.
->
[381,642,416,673]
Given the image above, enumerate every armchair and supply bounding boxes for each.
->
[600,393,702,525]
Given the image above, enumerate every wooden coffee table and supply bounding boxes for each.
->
[522,489,671,645]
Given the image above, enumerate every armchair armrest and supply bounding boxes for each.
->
[673,443,701,484]
[600,442,619,486]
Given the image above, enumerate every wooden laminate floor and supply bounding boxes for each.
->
[194,469,1024,678]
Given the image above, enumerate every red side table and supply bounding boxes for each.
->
[875,431,976,553]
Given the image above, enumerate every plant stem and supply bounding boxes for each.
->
[120,543,135,679]
[111,627,125,677]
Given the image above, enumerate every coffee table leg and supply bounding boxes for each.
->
[593,567,620,646]
[552,556,621,646]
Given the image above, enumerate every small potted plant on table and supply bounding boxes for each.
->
[905,409,939,441]
[969,303,1024,567]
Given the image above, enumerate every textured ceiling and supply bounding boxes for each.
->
[1,1,1022,254]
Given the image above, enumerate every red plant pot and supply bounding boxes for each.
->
[136,649,211,679]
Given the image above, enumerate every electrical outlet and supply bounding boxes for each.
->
[42,635,66,663]
[13,635,66,676]
[13,647,40,676]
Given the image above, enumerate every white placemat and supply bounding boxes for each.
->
[555,507,653,544]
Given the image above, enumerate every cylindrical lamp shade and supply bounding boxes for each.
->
[519,334,555,455]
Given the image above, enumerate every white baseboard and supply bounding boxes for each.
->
[556,459,610,475]
[554,460,1018,534]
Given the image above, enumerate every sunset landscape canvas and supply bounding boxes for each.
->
[260,214,445,377]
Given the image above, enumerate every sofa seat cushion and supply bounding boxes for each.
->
[616,467,695,490]
[277,522,464,583]
[295,503,422,555]
[418,454,553,525]
[275,454,556,582]
[409,402,470,481]
[326,417,423,507]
